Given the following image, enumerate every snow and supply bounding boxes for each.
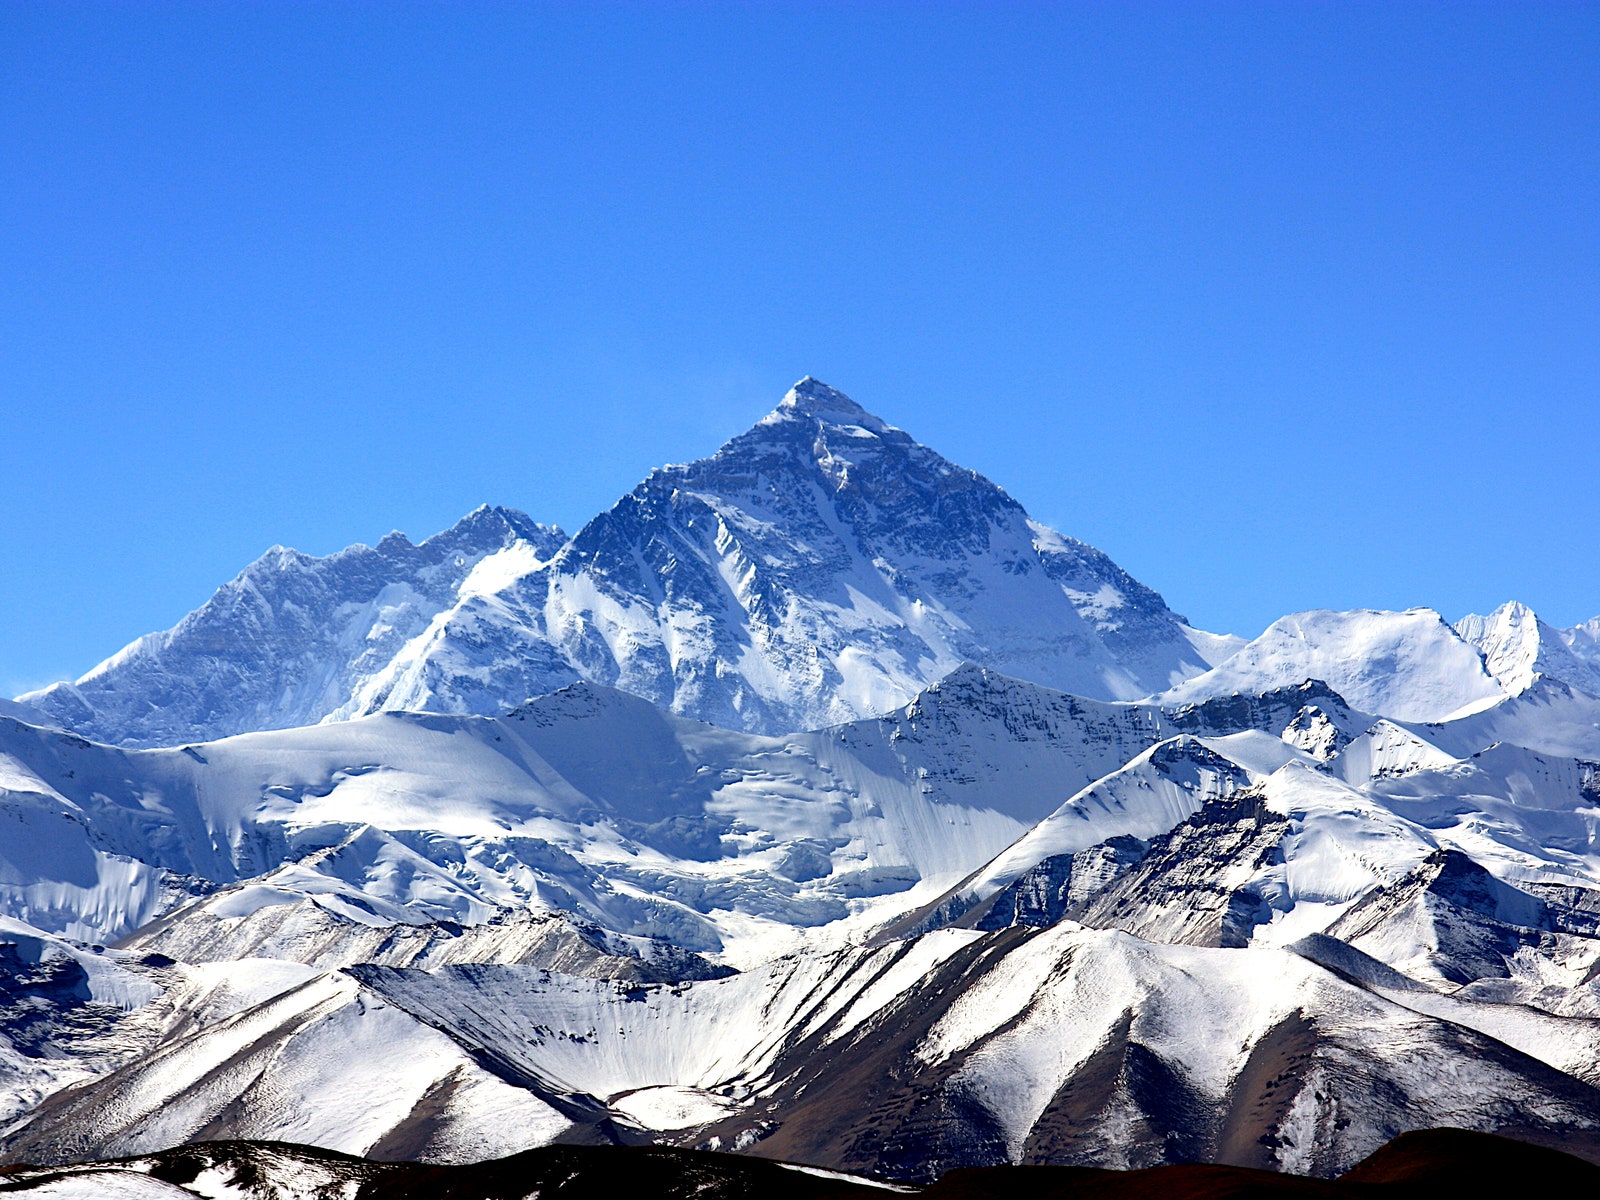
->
[1154,608,1506,723]
[777,1164,916,1191]
[609,1086,742,1129]
[20,509,567,748]
[1415,675,1600,761]
[1262,763,1437,904]
[1456,601,1600,698]
[962,737,1250,902]
[1329,720,1458,784]
[2,1174,199,1198]
[0,668,1203,960]
[30,970,573,1162]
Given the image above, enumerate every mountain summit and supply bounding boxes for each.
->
[774,375,886,428]
[21,380,1224,744]
[335,378,1227,733]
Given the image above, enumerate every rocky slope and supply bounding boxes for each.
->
[7,925,1600,1181]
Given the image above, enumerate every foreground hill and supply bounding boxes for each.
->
[0,1129,1595,1199]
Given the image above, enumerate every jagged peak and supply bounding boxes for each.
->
[506,677,703,726]
[767,377,892,433]
[1450,599,1600,700]
[931,661,994,687]
[1456,599,1540,637]
[922,661,1061,698]
[893,662,1094,720]
[425,505,567,557]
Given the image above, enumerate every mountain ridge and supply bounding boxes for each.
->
[17,380,1223,746]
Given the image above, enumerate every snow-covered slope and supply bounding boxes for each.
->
[8,926,1600,1180]
[0,662,1443,970]
[941,737,1256,917]
[1327,720,1458,784]
[1562,616,1600,668]
[0,669,1238,965]
[19,380,1226,746]
[1411,676,1600,761]
[4,658,1600,1177]
[1154,608,1506,723]
[18,508,567,748]
[1324,848,1600,1014]
[0,700,1011,963]
[0,919,166,1132]
[1456,602,1600,698]
[9,657,1598,970]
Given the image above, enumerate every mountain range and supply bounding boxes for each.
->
[3,379,1599,1192]
[15,379,1234,746]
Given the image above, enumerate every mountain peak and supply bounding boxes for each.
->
[23,377,1206,743]
[772,377,889,431]
[431,505,567,559]
[1455,600,1600,699]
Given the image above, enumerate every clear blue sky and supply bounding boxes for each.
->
[2,2,1597,694]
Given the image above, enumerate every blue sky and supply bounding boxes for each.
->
[2,2,1597,693]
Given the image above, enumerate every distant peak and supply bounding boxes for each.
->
[774,378,890,431]
[432,505,567,557]
[1491,599,1539,625]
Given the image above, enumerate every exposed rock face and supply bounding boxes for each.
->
[963,836,1150,931]
[119,899,733,982]
[1327,849,1600,1015]
[962,790,1292,948]
[1163,679,1369,744]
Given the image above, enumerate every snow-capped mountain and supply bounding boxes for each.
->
[1455,601,1600,698]
[7,923,1600,1180]
[1563,616,1600,669]
[1154,607,1507,723]
[18,507,567,748]
[0,666,1310,964]
[4,653,1600,1178]
[7,376,1600,1185]
[18,380,1227,746]
[343,378,1231,734]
